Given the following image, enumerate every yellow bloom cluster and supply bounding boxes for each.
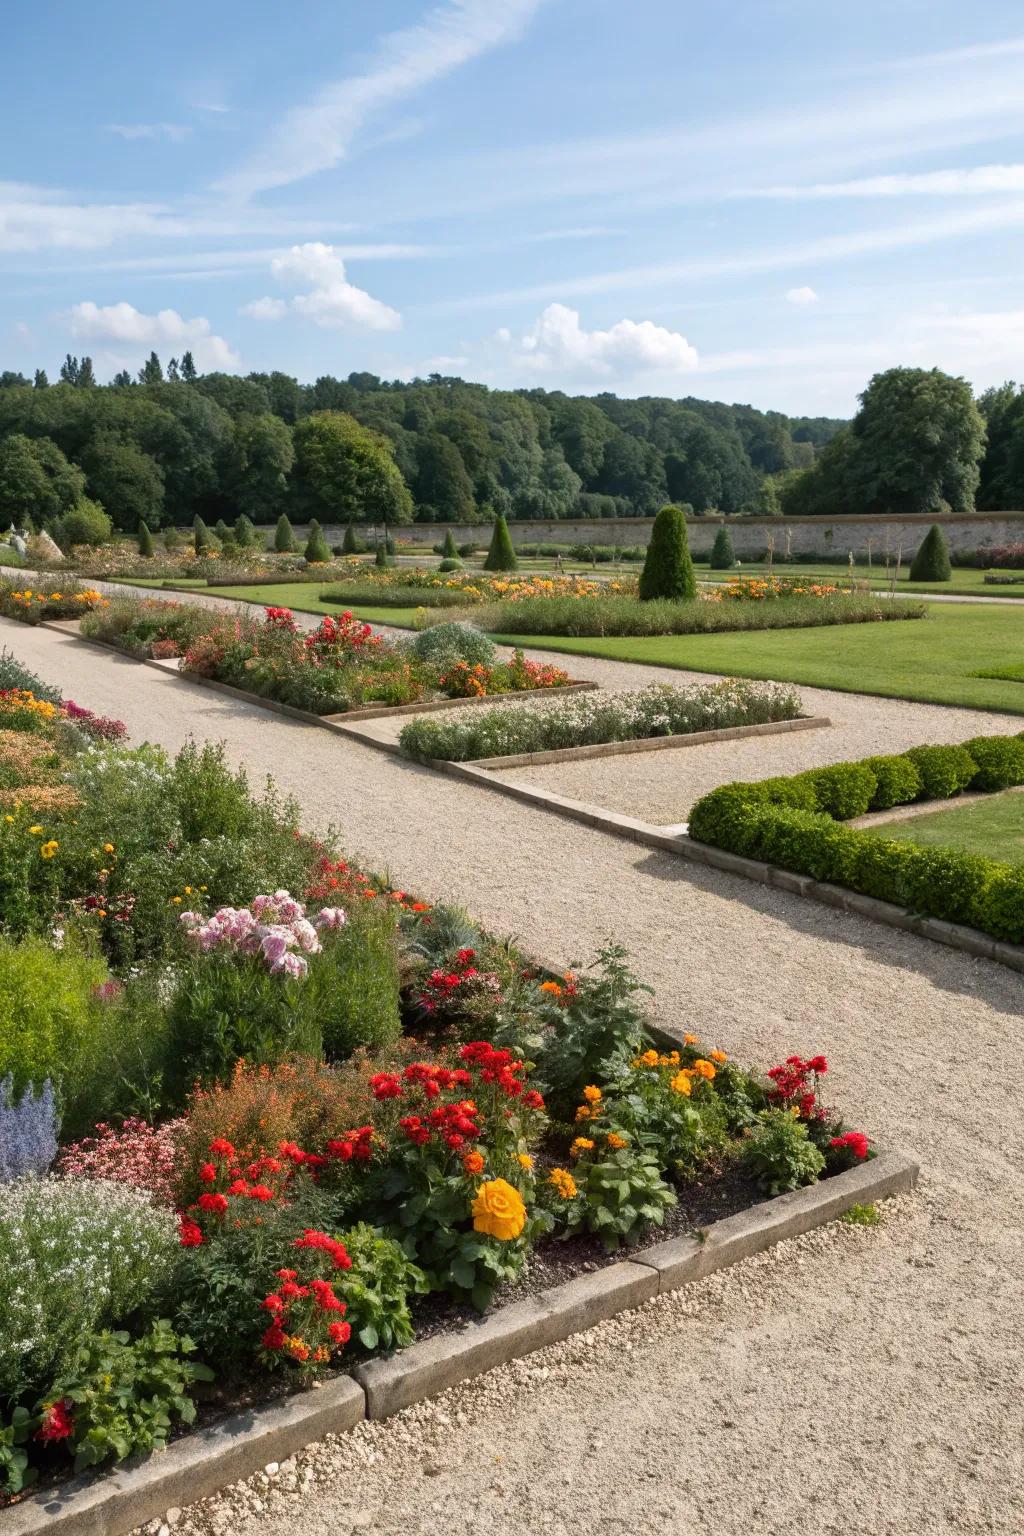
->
[548,1167,578,1200]
[570,1136,594,1158]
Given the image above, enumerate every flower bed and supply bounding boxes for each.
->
[0,578,109,625]
[398,679,803,763]
[0,663,876,1504]
[319,569,634,610]
[688,732,1024,943]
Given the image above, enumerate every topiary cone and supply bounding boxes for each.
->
[709,526,735,570]
[483,513,518,572]
[909,523,951,582]
[639,504,696,600]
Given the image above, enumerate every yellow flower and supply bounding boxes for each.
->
[692,1059,717,1081]
[570,1136,595,1158]
[40,839,59,860]
[548,1167,577,1200]
[636,1049,659,1068]
[517,1153,534,1171]
[4,815,13,824]
[606,1132,628,1150]
[171,895,182,905]
[103,842,114,854]
[710,1050,728,1064]
[582,1085,602,1104]
[184,886,193,895]
[670,1071,692,1097]
[471,1179,526,1241]
[28,824,43,835]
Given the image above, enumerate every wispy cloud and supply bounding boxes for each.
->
[786,286,819,305]
[67,299,239,370]
[215,0,548,200]
[742,164,1024,200]
[104,123,192,142]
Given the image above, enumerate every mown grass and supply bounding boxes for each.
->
[206,583,422,627]
[863,791,1024,863]
[488,602,1024,714]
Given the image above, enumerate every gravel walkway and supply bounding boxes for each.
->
[5,618,1024,1536]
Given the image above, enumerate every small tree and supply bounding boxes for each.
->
[214,518,233,546]
[274,514,297,553]
[163,525,182,551]
[233,514,256,548]
[53,497,112,550]
[909,523,952,582]
[305,519,331,563]
[441,528,459,559]
[709,527,735,570]
[483,514,518,572]
[374,540,393,568]
[193,516,211,553]
[638,504,696,601]
[138,520,155,558]
[342,521,359,555]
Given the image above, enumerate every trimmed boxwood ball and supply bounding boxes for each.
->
[484,513,518,572]
[709,527,735,570]
[862,754,922,811]
[800,762,878,820]
[909,524,952,582]
[639,504,696,601]
[437,557,463,572]
[963,735,1024,792]
[972,864,1024,943]
[900,845,993,926]
[905,743,977,799]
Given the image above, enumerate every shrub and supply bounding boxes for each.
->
[708,527,735,570]
[533,945,650,1121]
[971,864,1024,943]
[904,743,977,799]
[437,557,462,572]
[411,622,497,670]
[214,518,233,546]
[457,541,477,558]
[0,1177,179,1399]
[162,525,181,550]
[862,754,922,811]
[909,524,952,582]
[54,497,112,550]
[639,505,696,601]
[560,1145,676,1249]
[233,514,257,548]
[483,514,518,572]
[374,541,394,568]
[0,1076,57,1183]
[274,514,297,553]
[307,901,402,1062]
[335,1223,427,1352]
[342,521,360,555]
[193,516,212,553]
[137,521,155,557]
[741,1109,825,1195]
[900,846,992,925]
[441,529,459,559]
[802,761,878,820]
[305,519,331,563]
[56,1116,182,1206]
[0,647,62,702]
[0,937,107,1101]
[963,734,1024,792]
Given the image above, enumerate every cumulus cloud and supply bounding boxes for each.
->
[511,302,697,378]
[786,286,819,304]
[243,242,401,330]
[67,300,240,370]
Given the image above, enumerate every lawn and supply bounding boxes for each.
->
[863,791,1024,863]
[202,582,424,628]
[490,602,1024,714]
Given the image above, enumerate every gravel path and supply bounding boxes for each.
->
[6,617,1024,1536]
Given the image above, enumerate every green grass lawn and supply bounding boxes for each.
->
[701,562,1024,600]
[206,582,422,627]
[863,791,1024,862]
[490,602,1024,714]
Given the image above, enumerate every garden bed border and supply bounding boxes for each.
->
[6,1150,916,1536]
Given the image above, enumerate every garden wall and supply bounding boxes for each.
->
[291,512,1024,559]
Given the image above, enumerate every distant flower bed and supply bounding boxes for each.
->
[399,678,803,762]
[710,575,841,602]
[0,580,109,625]
[319,568,637,610]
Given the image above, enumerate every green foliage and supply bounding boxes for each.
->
[561,1146,676,1250]
[0,936,107,1100]
[470,590,922,638]
[909,524,952,581]
[374,540,394,568]
[840,1202,880,1226]
[437,557,462,572]
[971,863,1024,943]
[862,754,922,811]
[484,513,518,572]
[0,433,85,524]
[293,411,413,525]
[233,513,257,548]
[45,1321,213,1472]
[304,518,332,563]
[802,761,878,820]
[214,518,233,545]
[0,646,62,700]
[193,515,212,553]
[441,528,459,559]
[0,1408,34,1495]
[274,513,297,552]
[534,944,652,1121]
[638,504,696,601]
[137,520,155,557]
[850,369,985,516]
[342,520,359,554]
[411,621,497,670]
[336,1223,428,1353]
[904,743,977,799]
[307,902,402,1062]
[709,526,735,569]
[54,496,112,549]
[963,734,1024,791]
[741,1109,826,1195]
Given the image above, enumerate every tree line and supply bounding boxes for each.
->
[0,355,1018,534]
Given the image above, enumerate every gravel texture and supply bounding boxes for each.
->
[5,617,1024,1536]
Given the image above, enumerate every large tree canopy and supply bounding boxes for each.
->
[292,411,414,524]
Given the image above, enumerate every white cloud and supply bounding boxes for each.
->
[786,286,819,305]
[67,300,239,370]
[215,0,548,199]
[511,303,698,378]
[104,123,192,142]
[244,242,401,331]
[747,164,1024,201]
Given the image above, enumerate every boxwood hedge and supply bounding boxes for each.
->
[687,731,1024,945]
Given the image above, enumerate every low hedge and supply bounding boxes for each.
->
[687,731,1024,944]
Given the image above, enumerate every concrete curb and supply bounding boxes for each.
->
[6,1152,916,1535]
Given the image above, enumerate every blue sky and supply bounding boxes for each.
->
[5,0,1024,415]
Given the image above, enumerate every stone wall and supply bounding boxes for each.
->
[303,511,1024,559]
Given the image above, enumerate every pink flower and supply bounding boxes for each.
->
[314,906,347,931]
[276,952,308,980]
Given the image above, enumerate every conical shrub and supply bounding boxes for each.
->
[484,514,518,572]
[638,504,696,601]
[274,514,296,553]
[909,524,951,582]
[709,527,735,570]
[137,520,155,557]
[193,516,211,553]
[305,519,331,563]
[442,528,459,559]
[375,540,394,568]
[342,521,359,555]
[234,514,256,548]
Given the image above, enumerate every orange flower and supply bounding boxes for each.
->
[670,1071,692,1097]
[539,980,563,997]
[683,1034,700,1046]
[582,1085,602,1104]
[606,1132,628,1150]
[692,1059,717,1080]
[710,1049,728,1064]
[462,1150,485,1176]
[570,1137,594,1158]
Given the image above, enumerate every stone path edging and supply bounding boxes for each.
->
[5,1151,915,1536]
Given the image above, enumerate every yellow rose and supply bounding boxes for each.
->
[471,1178,526,1241]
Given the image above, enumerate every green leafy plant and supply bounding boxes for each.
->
[840,1202,880,1226]
[534,945,652,1121]
[741,1109,826,1196]
[561,1145,676,1249]
[0,1408,35,1495]
[411,621,497,670]
[337,1222,428,1352]
[862,753,922,811]
[963,734,1024,792]
[43,1320,213,1471]
[639,504,696,601]
[905,743,977,799]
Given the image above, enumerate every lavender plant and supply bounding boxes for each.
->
[0,1076,58,1182]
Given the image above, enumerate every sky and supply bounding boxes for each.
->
[5,0,1024,416]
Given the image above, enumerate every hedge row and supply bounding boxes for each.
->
[687,733,1024,944]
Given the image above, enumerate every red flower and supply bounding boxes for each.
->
[208,1137,236,1158]
[36,1399,74,1443]
[199,1162,217,1183]
[261,1293,285,1313]
[178,1217,204,1248]
[247,1183,275,1202]
[262,1322,286,1350]
[327,1320,352,1346]
[830,1131,870,1161]
[523,1090,545,1111]
[196,1191,228,1217]
[294,1229,352,1270]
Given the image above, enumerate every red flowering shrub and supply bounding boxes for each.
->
[259,1241,353,1374]
[304,611,380,658]
[766,1054,829,1123]
[827,1129,871,1171]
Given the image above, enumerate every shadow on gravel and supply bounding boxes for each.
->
[632,846,1024,1017]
